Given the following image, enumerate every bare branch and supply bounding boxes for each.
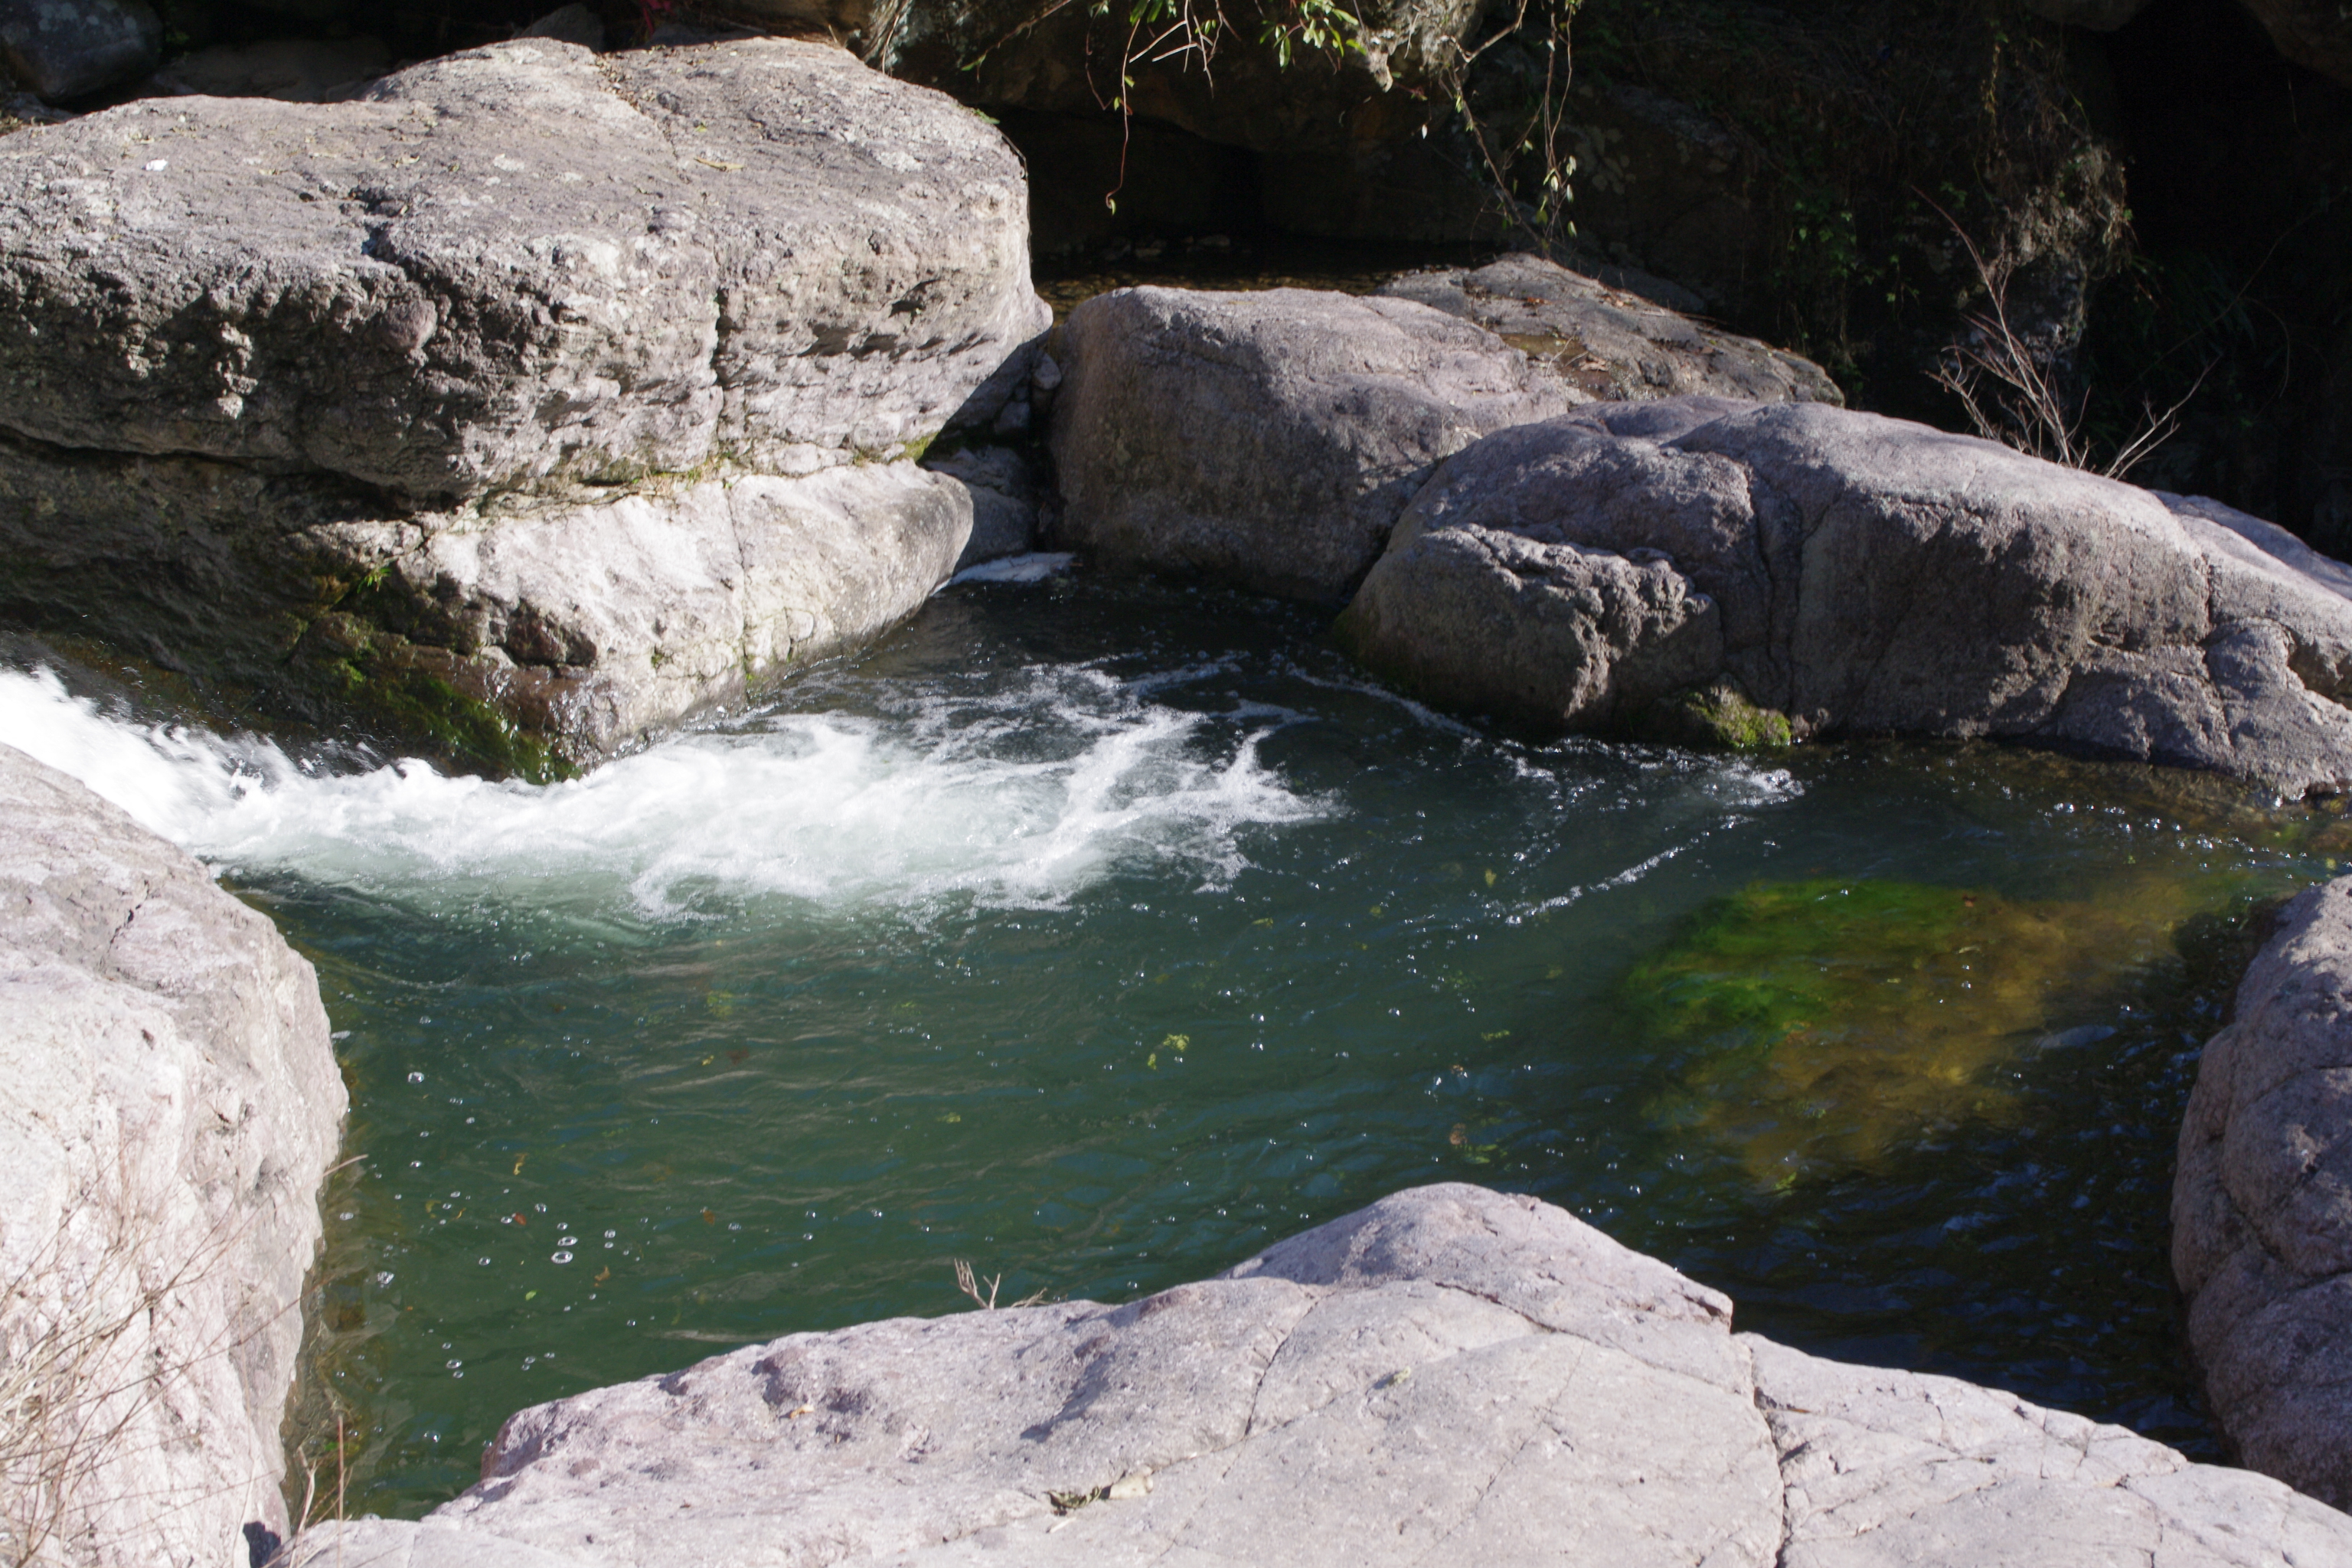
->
[952,1259,1001,1311]
[1923,196,2188,481]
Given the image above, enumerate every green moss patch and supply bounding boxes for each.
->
[353,661,569,784]
[301,616,571,783]
[1642,682,1794,750]
[1622,876,2188,1184]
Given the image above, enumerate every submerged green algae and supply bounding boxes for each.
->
[1622,876,2206,1184]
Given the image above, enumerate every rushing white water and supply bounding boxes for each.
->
[0,665,1328,918]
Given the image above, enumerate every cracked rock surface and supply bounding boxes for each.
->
[0,742,345,1566]
[2176,877,2352,1511]
[283,1184,2352,1568]
[0,37,1047,770]
[1338,397,2352,795]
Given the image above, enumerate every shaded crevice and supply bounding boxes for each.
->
[0,420,410,522]
[96,890,157,988]
[1743,1348,1801,1568]
[1236,1294,1315,1441]
[1741,466,1803,709]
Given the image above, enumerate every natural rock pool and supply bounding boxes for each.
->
[6,570,2345,1519]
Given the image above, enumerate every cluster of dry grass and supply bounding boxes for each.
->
[0,1166,289,1568]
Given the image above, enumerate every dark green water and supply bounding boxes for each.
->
[5,573,2337,1517]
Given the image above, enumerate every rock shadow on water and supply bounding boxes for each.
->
[1621,875,2203,1185]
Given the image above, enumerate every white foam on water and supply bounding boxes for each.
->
[0,665,1329,920]
[948,552,1075,586]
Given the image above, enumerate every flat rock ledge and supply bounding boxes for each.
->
[1378,253,1845,409]
[2176,876,2352,1511]
[0,37,1049,773]
[285,1184,2352,1568]
[0,741,346,1566]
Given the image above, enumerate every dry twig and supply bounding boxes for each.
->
[1926,201,2205,482]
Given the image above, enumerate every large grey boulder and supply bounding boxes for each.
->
[1378,253,1844,408]
[1749,1335,2352,1565]
[0,36,1048,772]
[1049,286,1574,603]
[280,1184,2352,1567]
[0,0,158,101]
[0,743,345,1566]
[292,463,1005,769]
[0,37,1044,504]
[1336,397,2352,795]
[2175,877,2352,1511]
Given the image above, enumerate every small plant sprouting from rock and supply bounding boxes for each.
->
[1436,0,1582,255]
[1048,1472,1152,1512]
[952,1258,1003,1310]
[952,1259,1050,1311]
[995,0,1370,212]
[1926,201,2207,482]
[0,1159,300,1567]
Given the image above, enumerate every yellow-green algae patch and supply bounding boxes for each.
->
[1621,876,2209,1185]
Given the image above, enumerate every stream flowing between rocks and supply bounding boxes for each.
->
[5,570,2344,1518]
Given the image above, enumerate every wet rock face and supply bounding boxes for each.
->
[1341,397,2352,795]
[2175,877,2352,1511]
[279,1184,2352,1566]
[1378,253,1844,407]
[0,36,1048,773]
[1050,286,1575,605]
[0,743,345,1566]
[0,431,1024,777]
